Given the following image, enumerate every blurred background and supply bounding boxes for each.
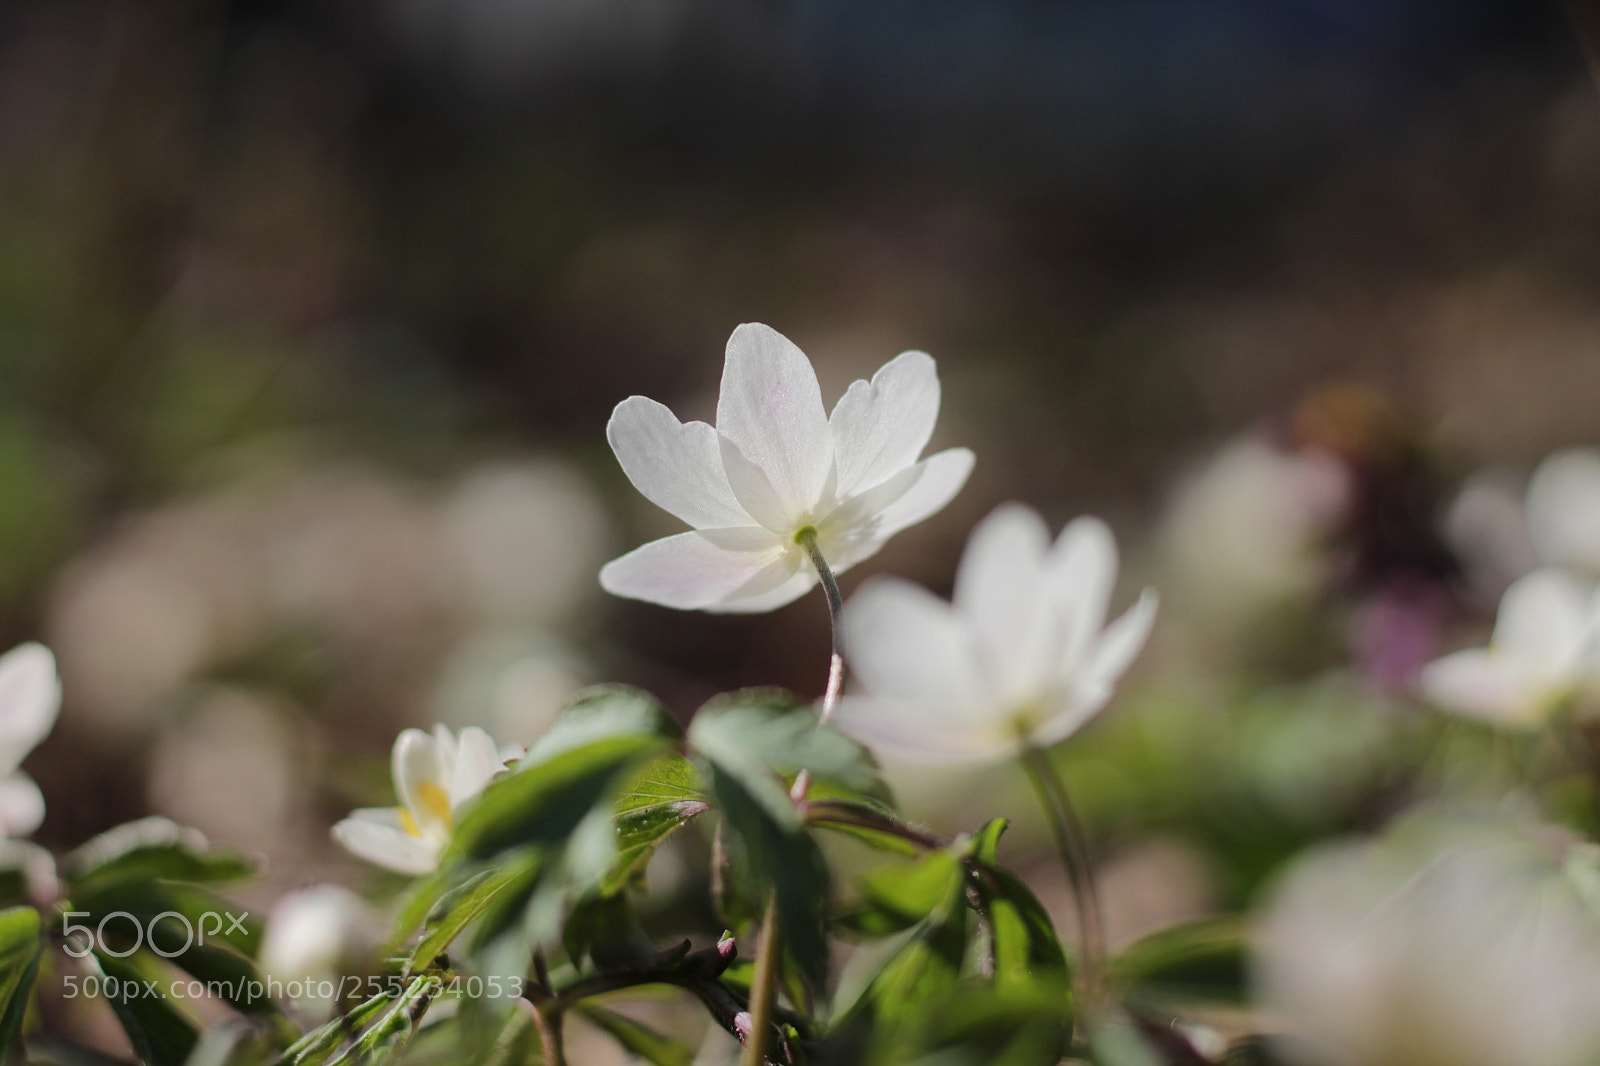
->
[4,0,1600,1050]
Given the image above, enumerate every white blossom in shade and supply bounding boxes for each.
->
[332,725,511,875]
[1255,813,1600,1066]
[0,644,61,837]
[1418,568,1600,728]
[1527,448,1600,574]
[260,884,383,1021]
[832,503,1158,765]
[600,323,974,613]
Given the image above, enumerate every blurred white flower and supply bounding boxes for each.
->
[832,503,1157,764]
[1527,448,1600,574]
[1255,814,1600,1066]
[260,884,383,1021]
[332,725,511,875]
[0,644,60,837]
[1419,568,1600,728]
[600,323,974,612]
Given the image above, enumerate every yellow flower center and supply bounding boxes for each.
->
[399,780,454,838]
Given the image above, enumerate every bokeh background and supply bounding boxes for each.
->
[4,0,1600,1052]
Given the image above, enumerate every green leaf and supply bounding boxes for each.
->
[1110,916,1248,1005]
[526,685,681,764]
[707,765,832,999]
[864,980,1072,1066]
[275,994,390,1066]
[840,851,965,937]
[92,950,198,1066]
[604,754,708,896]
[688,691,888,806]
[563,891,648,971]
[68,820,255,897]
[804,798,926,858]
[408,866,519,974]
[450,734,668,863]
[0,906,41,1057]
[575,1004,694,1066]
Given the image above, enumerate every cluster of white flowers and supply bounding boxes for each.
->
[1423,449,1600,728]
[599,323,1157,763]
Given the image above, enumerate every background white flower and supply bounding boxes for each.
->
[0,643,61,837]
[260,883,383,1021]
[832,502,1157,764]
[1527,448,1600,576]
[1419,567,1600,728]
[332,724,509,874]
[1255,813,1600,1066]
[600,322,974,612]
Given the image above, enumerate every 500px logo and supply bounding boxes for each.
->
[60,910,248,958]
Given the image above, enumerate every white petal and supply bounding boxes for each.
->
[1045,517,1119,667]
[599,528,798,611]
[607,397,750,529]
[0,774,44,837]
[843,577,985,708]
[719,436,804,532]
[392,728,451,839]
[1081,589,1159,694]
[869,448,974,540]
[1492,568,1592,681]
[331,810,440,875]
[1028,685,1113,748]
[1419,650,1541,727]
[829,351,940,497]
[450,726,503,809]
[715,324,833,520]
[0,644,60,775]
[953,503,1057,701]
[706,569,818,614]
[830,696,1014,765]
[1527,448,1600,572]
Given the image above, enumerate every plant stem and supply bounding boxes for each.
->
[740,528,846,1066]
[1020,744,1106,1023]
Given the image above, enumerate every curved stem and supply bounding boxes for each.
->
[742,528,845,1066]
[1020,744,1106,1024]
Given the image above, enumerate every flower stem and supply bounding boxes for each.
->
[740,528,846,1066]
[1019,744,1106,1023]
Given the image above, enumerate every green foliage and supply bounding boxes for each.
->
[606,753,707,895]
[574,1004,695,1066]
[1111,916,1248,1005]
[0,906,41,1059]
[91,951,198,1066]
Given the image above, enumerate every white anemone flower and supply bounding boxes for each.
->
[1419,568,1600,728]
[332,725,509,875]
[260,884,383,1021]
[832,503,1158,764]
[0,643,61,837]
[600,323,974,612]
[1527,448,1600,574]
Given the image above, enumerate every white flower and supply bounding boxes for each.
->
[1255,814,1600,1066]
[0,643,61,837]
[832,503,1157,764]
[332,725,510,875]
[1419,568,1600,728]
[600,323,974,612]
[1527,448,1600,574]
[260,884,383,1021]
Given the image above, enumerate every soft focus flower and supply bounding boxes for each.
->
[332,725,511,874]
[600,323,974,612]
[260,884,383,1021]
[1418,568,1600,728]
[1526,448,1600,575]
[1255,813,1600,1066]
[0,643,61,837]
[832,503,1157,764]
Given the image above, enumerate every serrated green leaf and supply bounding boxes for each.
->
[605,754,708,896]
[408,866,519,974]
[575,1004,694,1066]
[526,685,681,764]
[689,692,887,805]
[450,734,667,863]
[93,950,198,1066]
[1110,916,1247,1004]
[0,906,41,1059]
[68,820,255,897]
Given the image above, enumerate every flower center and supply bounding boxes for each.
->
[399,780,453,838]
